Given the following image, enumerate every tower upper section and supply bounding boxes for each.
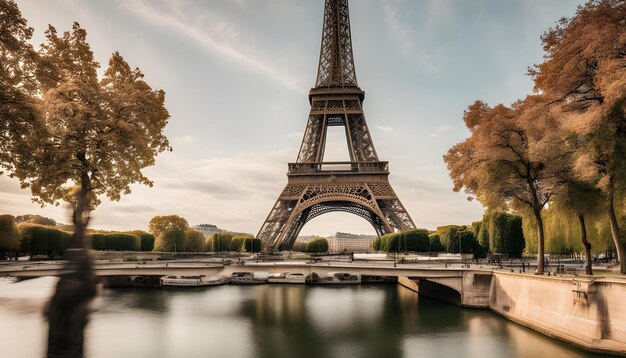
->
[314,0,358,89]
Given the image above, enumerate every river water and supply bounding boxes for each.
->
[0,277,604,358]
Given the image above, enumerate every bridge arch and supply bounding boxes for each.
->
[417,279,462,306]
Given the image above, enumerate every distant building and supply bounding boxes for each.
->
[327,233,376,253]
[295,235,318,243]
[193,224,225,237]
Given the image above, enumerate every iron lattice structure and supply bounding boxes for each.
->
[257,0,415,251]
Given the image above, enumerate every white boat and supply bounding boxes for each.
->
[230,272,268,284]
[268,272,306,284]
[161,275,229,287]
[312,272,361,285]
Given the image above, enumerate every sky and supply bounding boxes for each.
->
[2,0,586,236]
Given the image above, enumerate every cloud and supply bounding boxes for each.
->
[122,0,305,92]
[428,124,452,137]
[173,135,195,145]
[374,125,394,132]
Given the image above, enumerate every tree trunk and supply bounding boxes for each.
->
[46,173,97,358]
[578,214,593,276]
[535,209,545,274]
[607,178,626,274]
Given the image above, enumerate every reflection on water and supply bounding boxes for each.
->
[0,278,604,358]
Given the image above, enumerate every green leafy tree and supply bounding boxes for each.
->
[90,233,139,251]
[306,237,329,253]
[372,236,382,251]
[185,229,206,252]
[242,237,262,253]
[292,242,308,252]
[428,234,445,252]
[128,230,155,252]
[477,213,491,251]
[488,212,525,258]
[229,236,249,252]
[150,215,189,252]
[17,223,71,256]
[0,214,19,258]
[209,232,233,252]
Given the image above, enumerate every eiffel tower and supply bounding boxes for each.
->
[257,0,415,251]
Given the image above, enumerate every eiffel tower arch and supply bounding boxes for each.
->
[257,0,416,251]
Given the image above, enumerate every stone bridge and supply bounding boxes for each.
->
[0,261,493,308]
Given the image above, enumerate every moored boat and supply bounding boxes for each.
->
[230,272,268,284]
[268,272,306,284]
[310,272,361,285]
[161,275,229,287]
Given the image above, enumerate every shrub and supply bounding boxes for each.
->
[292,242,308,252]
[396,229,430,252]
[306,238,328,253]
[91,233,140,251]
[209,232,233,252]
[185,229,206,252]
[127,230,155,251]
[372,236,382,251]
[18,223,72,256]
[0,215,20,254]
[488,212,525,258]
[429,234,445,252]
[437,225,481,254]
[230,236,249,252]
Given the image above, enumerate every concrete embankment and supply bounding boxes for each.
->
[400,272,626,356]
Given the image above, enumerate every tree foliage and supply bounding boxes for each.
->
[529,0,626,273]
[91,233,139,251]
[17,223,72,256]
[242,237,262,253]
[208,232,233,252]
[0,3,172,355]
[0,214,20,254]
[428,234,445,252]
[306,237,329,253]
[185,229,206,252]
[487,212,525,258]
[444,98,563,271]
[128,230,155,252]
[436,225,483,255]
[373,229,430,253]
[149,215,189,252]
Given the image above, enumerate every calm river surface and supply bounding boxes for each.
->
[0,277,604,358]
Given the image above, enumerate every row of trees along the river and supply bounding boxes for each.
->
[292,237,330,253]
[148,215,262,253]
[371,216,525,259]
[444,1,626,274]
[0,214,266,257]
[0,0,171,354]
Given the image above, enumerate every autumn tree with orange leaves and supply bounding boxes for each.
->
[444,98,564,273]
[0,0,171,355]
[446,0,626,274]
[530,0,626,273]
